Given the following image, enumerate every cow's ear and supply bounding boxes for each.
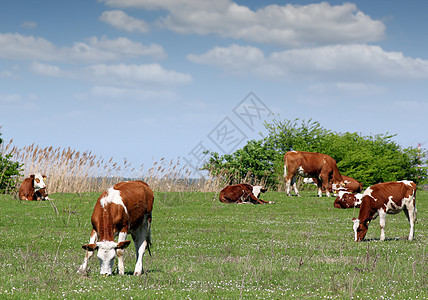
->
[82,244,98,251]
[352,217,356,221]
[42,175,47,180]
[30,174,35,179]
[116,240,131,250]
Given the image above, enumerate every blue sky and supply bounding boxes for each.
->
[1,0,427,175]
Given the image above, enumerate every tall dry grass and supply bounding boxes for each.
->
[1,140,264,194]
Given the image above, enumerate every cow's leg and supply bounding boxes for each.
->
[117,231,128,275]
[379,211,386,241]
[285,177,292,196]
[403,205,416,241]
[292,177,300,197]
[78,230,98,274]
[132,217,151,276]
[248,192,272,204]
[319,175,330,197]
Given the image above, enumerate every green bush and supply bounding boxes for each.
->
[204,118,427,188]
[0,131,22,194]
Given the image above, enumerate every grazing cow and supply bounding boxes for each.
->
[78,180,154,276]
[19,173,49,201]
[334,190,364,209]
[284,151,344,197]
[305,175,363,194]
[219,184,273,204]
[352,180,417,242]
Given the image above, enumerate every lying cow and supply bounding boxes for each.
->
[305,175,363,194]
[352,180,417,242]
[19,173,50,201]
[219,184,273,204]
[78,180,154,276]
[334,190,364,209]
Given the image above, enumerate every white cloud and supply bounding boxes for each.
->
[0,33,59,61]
[21,21,38,29]
[0,94,36,111]
[30,61,63,77]
[0,70,13,78]
[88,85,177,101]
[99,10,149,33]
[188,44,428,81]
[100,1,385,47]
[308,82,387,97]
[0,33,165,62]
[86,63,193,86]
[87,36,166,59]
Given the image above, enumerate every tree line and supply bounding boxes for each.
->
[203,118,427,189]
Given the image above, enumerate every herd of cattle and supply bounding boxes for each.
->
[18,150,417,275]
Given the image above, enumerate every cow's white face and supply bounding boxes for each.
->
[96,241,118,275]
[252,186,266,198]
[33,173,46,191]
[91,240,131,275]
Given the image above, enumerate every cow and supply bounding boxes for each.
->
[334,190,364,209]
[352,180,417,242]
[305,175,363,194]
[219,184,273,204]
[78,180,154,276]
[19,173,50,201]
[284,151,344,197]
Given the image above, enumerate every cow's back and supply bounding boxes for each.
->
[219,184,247,203]
[342,175,363,193]
[115,181,154,227]
[285,151,333,173]
[19,178,33,200]
[365,181,416,204]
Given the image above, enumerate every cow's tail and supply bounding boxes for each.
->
[283,156,288,179]
[146,212,152,256]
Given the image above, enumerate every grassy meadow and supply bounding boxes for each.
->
[0,189,426,299]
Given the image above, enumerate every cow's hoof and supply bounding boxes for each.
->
[269,201,275,204]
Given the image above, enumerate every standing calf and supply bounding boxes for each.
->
[78,180,154,275]
[19,173,49,201]
[352,181,417,242]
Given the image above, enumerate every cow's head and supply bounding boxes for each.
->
[331,181,346,194]
[31,173,47,191]
[353,218,369,241]
[82,240,131,275]
[334,191,356,209]
[252,185,267,198]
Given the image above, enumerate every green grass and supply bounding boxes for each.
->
[0,190,427,299]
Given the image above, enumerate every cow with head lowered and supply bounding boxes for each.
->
[305,175,363,195]
[284,151,344,197]
[352,180,417,242]
[19,173,50,201]
[219,184,273,204]
[78,180,154,276]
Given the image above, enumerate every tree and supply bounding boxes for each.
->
[0,131,22,194]
[204,117,427,189]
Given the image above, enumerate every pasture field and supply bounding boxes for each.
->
[0,190,427,299]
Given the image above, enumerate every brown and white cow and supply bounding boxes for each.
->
[284,151,344,197]
[334,190,364,209]
[352,180,417,242]
[19,173,50,201]
[219,184,273,204]
[78,180,154,276]
[305,175,363,194]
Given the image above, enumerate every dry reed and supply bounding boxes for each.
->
[1,140,266,194]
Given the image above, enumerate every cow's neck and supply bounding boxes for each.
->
[98,209,115,241]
